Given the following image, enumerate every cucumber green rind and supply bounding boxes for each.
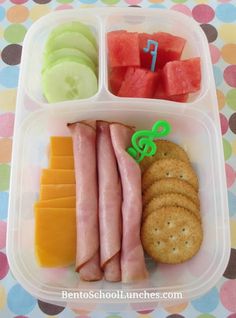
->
[42,48,97,74]
[48,21,97,49]
[45,31,98,65]
[42,58,98,103]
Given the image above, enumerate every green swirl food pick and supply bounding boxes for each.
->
[127,120,171,163]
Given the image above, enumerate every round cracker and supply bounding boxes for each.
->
[142,158,198,192]
[142,178,200,207]
[141,206,203,264]
[143,193,200,220]
[140,140,190,173]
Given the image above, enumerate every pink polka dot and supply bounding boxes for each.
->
[0,113,15,137]
[209,44,221,64]
[225,163,235,188]
[220,280,236,312]
[220,113,229,135]
[171,4,192,17]
[0,221,7,249]
[125,0,142,4]
[10,0,28,3]
[131,301,157,313]
[224,65,236,88]
[55,4,73,10]
[192,4,215,23]
[0,252,9,279]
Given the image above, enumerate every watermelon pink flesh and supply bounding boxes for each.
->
[109,67,127,95]
[163,57,201,96]
[153,70,188,102]
[139,32,186,70]
[118,67,158,98]
[107,31,140,68]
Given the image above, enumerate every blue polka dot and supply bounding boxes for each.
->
[149,4,166,9]
[216,4,236,23]
[7,284,37,315]
[213,65,223,87]
[0,66,19,88]
[191,287,219,312]
[228,191,236,217]
[0,192,8,220]
[0,6,5,21]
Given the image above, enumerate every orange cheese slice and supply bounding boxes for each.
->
[49,156,74,169]
[35,207,76,267]
[40,169,75,184]
[50,136,73,156]
[35,196,76,208]
[39,184,76,200]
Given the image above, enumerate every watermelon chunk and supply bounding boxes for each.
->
[107,31,140,68]
[163,57,201,96]
[109,67,127,95]
[139,32,186,70]
[153,71,188,102]
[118,67,158,98]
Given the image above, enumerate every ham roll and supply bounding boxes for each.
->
[68,120,102,281]
[110,123,148,283]
[97,121,122,282]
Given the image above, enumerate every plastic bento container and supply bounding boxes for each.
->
[7,7,230,311]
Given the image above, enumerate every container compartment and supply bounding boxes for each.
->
[21,11,103,104]
[7,101,230,306]
[104,10,210,104]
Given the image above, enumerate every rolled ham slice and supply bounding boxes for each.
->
[97,121,122,282]
[110,123,148,283]
[68,120,102,281]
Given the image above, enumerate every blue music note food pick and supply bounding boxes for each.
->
[143,39,159,72]
[127,120,171,163]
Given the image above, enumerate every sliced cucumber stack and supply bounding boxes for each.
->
[42,21,98,103]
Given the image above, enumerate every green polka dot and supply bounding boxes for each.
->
[223,138,232,160]
[196,315,216,318]
[4,24,27,44]
[0,164,10,191]
[101,0,120,4]
[226,89,236,110]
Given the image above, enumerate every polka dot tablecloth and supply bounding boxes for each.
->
[0,0,236,317]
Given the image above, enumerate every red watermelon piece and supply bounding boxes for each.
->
[139,32,186,70]
[153,71,188,102]
[109,67,127,95]
[163,57,201,96]
[107,31,140,68]
[118,67,158,98]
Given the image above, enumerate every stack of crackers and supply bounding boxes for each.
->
[140,140,203,264]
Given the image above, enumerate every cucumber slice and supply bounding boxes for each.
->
[42,48,96,74]
[42,57,98,103]
[48,21,97,49]
[45,31,98,64]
